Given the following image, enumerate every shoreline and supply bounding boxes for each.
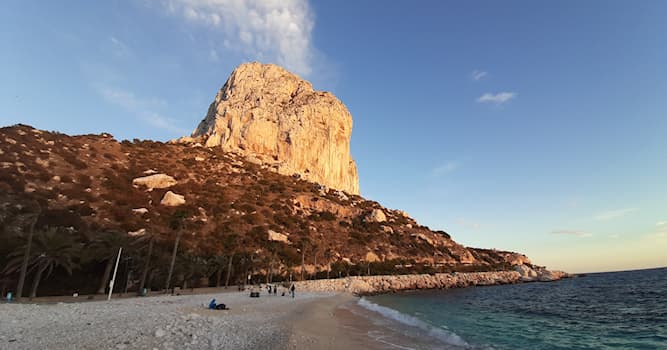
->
[293,268,570,296]
[3,267,569,304]
[0,270,570,349]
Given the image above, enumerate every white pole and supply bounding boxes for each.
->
[107,247,122,301]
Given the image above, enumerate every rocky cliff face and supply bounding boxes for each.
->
[184,62,360,194]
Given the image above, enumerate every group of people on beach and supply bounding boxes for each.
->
[208,283,296,310]
[264,284,296,298]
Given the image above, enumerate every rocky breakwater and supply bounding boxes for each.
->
[181,62,360,194]
[295,267,570,295]
[514,264,570,282]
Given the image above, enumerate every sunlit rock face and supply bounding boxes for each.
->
[187,62,359,194]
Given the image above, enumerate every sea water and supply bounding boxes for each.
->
[359,268,666,349]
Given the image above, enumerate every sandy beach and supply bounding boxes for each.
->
[0,288,392,350]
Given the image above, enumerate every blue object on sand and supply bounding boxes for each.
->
[208,299,216,309]
[5,292,12,302]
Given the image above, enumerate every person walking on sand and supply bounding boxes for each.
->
[290,284,295,298]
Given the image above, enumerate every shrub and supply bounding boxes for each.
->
[433,230,451,239]
[76,174,93,187]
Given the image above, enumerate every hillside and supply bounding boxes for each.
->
[0,124,532,296]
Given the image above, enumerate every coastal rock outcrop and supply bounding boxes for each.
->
[295,268,570,295]
[514,264,570,282]
[183,62,359,194]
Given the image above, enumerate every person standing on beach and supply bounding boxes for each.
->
[290,284,295,298]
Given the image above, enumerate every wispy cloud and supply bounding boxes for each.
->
[551,229,592,237]
[645,230,667,239]
[476,92,517,104]
[432,161,458,177]
[655,222,667,236]
[209,48,220,62]
[95,85,188,135]
[158,0,315,76]
[471,70,487,81]
[97,86,166,111]
[142,112,190,134]
[593,208,639,221]
[109,36,131,58]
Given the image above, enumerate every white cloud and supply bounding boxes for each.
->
[593,208,639,221]
[476,92,517,104]
[551,229,592,237]
[159,0,314,76]
[656,221,667,226]
[471,70,487,81]
[432,161,458,177]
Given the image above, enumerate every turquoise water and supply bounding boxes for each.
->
[362,268,667,349]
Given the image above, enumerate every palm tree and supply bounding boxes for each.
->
[132,231,158,295]
[209,255,227,287]
[311,242,320,279]
[4,227,79,298]
[165,210,187,292]
[86,231,129,294]
[10,203,41,300]
[297,236,311,280]
[223,234,238,288]
[180,254,210,290]
[323,248,334,279]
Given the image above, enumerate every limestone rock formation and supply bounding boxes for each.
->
[365,209,387,223]
[132,174,177,190]
[184,62,359,194]
[161,191,185,206]
[132,208,149,215]
[267,230,291,244]
[513,264,569,282]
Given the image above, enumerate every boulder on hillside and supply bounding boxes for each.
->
[412,233,434,246]
[132,208,148,215]
[267,230,291,244]
[364,209,387,223]
[365,251,380,262]
[335,190,349,201]
[128,228,146,237]
[160,191,185,206]
[132,174,177,190]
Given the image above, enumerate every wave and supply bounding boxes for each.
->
[357,297,472,349]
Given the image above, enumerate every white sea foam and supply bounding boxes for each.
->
[357,297,471,348]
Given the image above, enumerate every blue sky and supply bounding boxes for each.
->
[1,0,665,273]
